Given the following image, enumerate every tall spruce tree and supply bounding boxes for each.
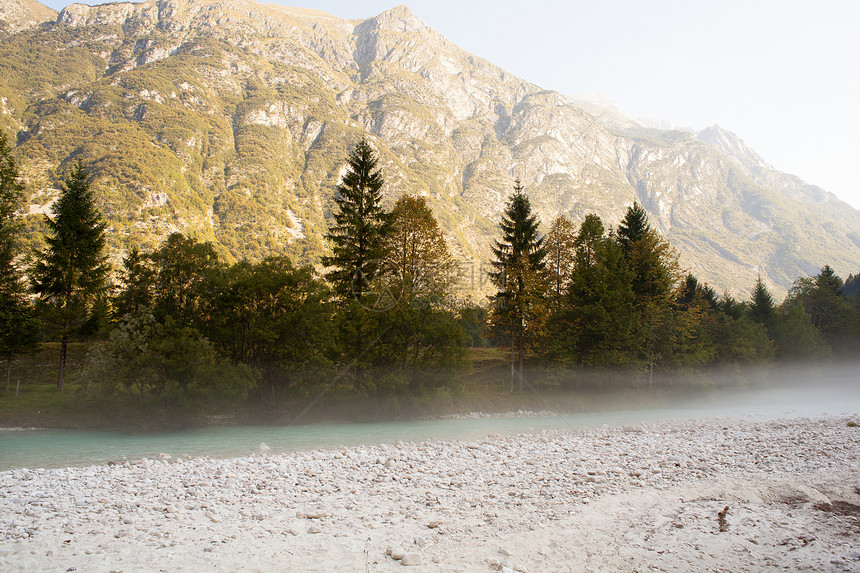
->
[32,162,109,392]
[616,202,690,383]
[617,201,649,255]
[489,179,547,392]
[322,138,389,302]
[0,133,38,390]
[749,275,775,327]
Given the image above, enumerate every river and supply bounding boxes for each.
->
[2,382,858,471]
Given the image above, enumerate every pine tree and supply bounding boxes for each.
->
[552,214,637,368]
[32,162,109,392]
[616,202,689,383]
[0,133,38,390]
[749,275,775,327]
[322,138,389,302]
[0,134,23,281]
[617,201,649,255]
[489,179,547,392]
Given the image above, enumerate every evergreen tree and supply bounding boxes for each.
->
[550,214,637,368]
[488,180,547,392]
[322,138,389,302]
[783,266,854,356]
[749,275,775,327]
[616,201,649,256]
[616,203,687,382]
[844,273,860,298]
[32,162,109,392]
[0,133,39,390]
[0,134,23,284]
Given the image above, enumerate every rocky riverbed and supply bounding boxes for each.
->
[1,415,859,572]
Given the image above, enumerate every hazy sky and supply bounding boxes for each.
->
[40,0,860,209]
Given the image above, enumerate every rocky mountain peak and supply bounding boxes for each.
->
[0,0,56,32]
[369,4,425,33]
[697,124,770,173]
[58,1,138,28]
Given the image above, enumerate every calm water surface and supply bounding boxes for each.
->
[2,384,858,471]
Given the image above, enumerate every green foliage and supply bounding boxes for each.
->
[381,195,456,306]
[82,312,256,423]
[709,313,774,367]
[547,214,636,368]
[617,201,650,255]
[335,299,468,396]
[0,133,40,379]
[769,302,830,362]
[115,233,223,329]
[323,138,390,301]
[749,276,776,327]
[544,215,576,306]
[780,266,857,358]
[31,162,109,391]
[488,180,548,391]
[205,257,337,399]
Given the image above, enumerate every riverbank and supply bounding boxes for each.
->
[2,415,859,571]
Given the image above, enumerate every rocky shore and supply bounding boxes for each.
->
[2,416,859,572]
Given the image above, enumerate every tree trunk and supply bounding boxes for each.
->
[516,311,525,393]
[518,339,523,394]
[517,334,524,393]
[58,317,69,393]
[5,351,11,392]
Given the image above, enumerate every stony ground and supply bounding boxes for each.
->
[1,416,859,572]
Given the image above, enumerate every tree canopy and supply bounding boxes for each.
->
[32,162,109,392]
[322,138,389,302]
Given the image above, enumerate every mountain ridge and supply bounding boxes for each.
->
[1,0,858,296]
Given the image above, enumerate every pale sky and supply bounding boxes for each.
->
[41,0,860,209]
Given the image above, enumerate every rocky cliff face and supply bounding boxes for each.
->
[0,0,55,33]
[1,0,857,296]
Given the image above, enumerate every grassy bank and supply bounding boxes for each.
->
[1,344,764,430]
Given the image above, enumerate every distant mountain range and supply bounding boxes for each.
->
[2,0,858,296]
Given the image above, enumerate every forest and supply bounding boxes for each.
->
[1,134,859,427]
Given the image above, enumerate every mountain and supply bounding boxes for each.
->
[1,0,858,297]
[0,0,55,33]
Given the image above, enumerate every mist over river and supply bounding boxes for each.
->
[3,375,858,471]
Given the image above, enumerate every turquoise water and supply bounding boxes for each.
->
[1,383,858,471]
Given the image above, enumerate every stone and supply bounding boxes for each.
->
[400,553,422,566]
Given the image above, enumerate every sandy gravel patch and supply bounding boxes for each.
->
[1,416,858,572]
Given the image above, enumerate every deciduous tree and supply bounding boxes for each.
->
[544,215,576,307]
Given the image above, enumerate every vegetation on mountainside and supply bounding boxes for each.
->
[1,5,857,298]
